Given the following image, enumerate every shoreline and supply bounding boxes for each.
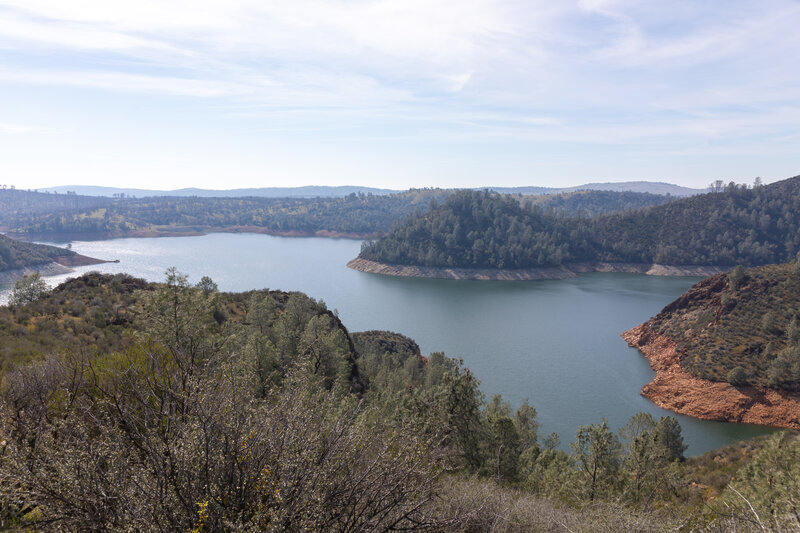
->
[346,258,576,281]
[0,253,115,287]
[623,323,800,430]
[347,257,728,280]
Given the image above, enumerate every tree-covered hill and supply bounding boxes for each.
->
[2,189,450,238]
[358,175,800,270]
[1,270,798,530]
[2,187,677,240]
[591,177,800,265]
[644,259,800,391]
[360,191,589,268]
[526,189,674,218]
[0,270,364,390]
[0,234,85,272]
[0,188,111,227]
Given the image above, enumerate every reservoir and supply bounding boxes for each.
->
[1,233,772,454]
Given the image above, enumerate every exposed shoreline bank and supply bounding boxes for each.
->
[347,257,728,280]
[623,323,800,430]
[0,253,115,287]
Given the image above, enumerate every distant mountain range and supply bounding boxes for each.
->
[490,181,707,197]
[38,185,402,198]
[40,181,707,198]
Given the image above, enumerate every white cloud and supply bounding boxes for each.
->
[0,121,37,133]
[1,67,253,97]
[2,0,796,113]
[0,10,174,51]
[0,0,798,188]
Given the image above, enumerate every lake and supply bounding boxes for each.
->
[1,233,772,454]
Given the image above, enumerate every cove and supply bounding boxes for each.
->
[1,233,773,454]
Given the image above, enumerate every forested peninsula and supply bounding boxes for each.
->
[0,234,106,283]
[624,260,800,429]
[353,175,800,279]
[1,270,799,531]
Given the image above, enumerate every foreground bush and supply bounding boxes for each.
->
[0,350,449,531]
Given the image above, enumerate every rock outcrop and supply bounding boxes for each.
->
[623,323,800,429]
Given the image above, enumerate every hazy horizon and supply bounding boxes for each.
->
[1,1,798,191]
[32,179,714,192]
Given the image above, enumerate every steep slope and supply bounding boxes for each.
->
[623,261,800,428]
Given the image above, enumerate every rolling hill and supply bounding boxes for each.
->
[355,175,800,275]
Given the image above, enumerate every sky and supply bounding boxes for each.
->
[1,0,799,191]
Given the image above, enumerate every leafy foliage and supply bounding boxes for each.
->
[8,273,49,306]
[718,432,800,530]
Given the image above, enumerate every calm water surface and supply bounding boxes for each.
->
[1,233,773,454]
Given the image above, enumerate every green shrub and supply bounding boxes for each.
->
[728,265,746,290]
[726,366,748,386]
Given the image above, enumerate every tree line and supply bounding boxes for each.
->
[1,188,674,240]
[1,190,449,237]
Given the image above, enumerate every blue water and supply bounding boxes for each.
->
[0,233,773,454]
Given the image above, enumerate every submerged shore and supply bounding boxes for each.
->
[347,257,727,280]
[623,323,800,430]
